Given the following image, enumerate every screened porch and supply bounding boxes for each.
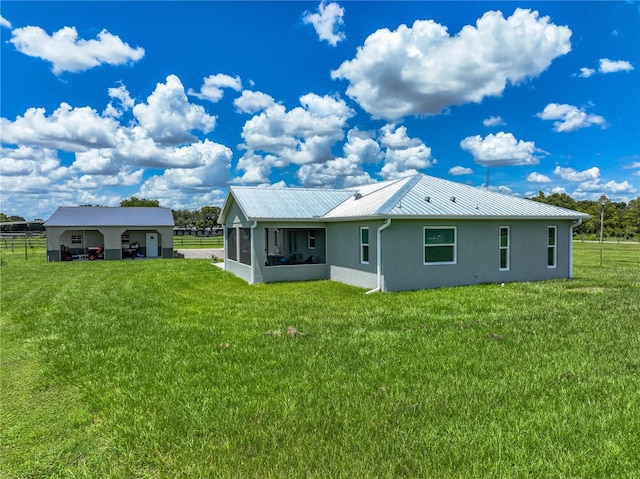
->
[263,227,326,266]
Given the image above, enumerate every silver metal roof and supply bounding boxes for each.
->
[44,207,175,227]
[221,174,590,223]
[325,176,417,218]
[376,175,590,219]
[222,186,354,220]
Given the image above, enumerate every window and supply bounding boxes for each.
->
[547,226,557,268]
[227,228,237,262]
[239,228,251,265]
[424,227,456,264]
[71,234,82,245]
[360,227,369,264]
[308,230,316,249]
[499,226,510,271]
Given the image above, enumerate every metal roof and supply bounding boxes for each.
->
[325,176,417,218]
[370,175,590,219]
[221,174,590,223]
[44,207,175,227]
[221,186,354,221]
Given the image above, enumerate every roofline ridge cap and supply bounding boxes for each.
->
[377,175,422,214]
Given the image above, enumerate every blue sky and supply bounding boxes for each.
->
[1,1,638,220]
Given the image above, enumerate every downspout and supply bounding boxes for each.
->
[569,219,582,279]
[250,221,258,284]
[366,218,392,295]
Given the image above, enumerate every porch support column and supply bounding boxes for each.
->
[250,221,258,284]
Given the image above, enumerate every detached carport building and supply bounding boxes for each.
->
[45,207,174,261]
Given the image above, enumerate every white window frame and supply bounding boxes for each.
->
[547,226,557,268]
[308,230,316,250]
[71,234,82,245]
[360,227,369,264]
[499,226,510,271]
[424,226,457,265]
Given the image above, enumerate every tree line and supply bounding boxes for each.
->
[530,192,640,240]
[118,197,222,228]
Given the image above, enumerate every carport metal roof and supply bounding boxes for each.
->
[44,207,175,227]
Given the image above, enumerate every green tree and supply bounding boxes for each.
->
[197,206,221,229]
[530,191,578,211]
[171,209,193,227]
[120,197,160,207]
[620,197,640,239]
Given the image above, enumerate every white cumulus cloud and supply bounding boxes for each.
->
[234,90,277,114]
[574,179,637,196]
[483,116,506,127]
[9,25,144,75]
[332,8,571,120]
[0,103,120,151]
[578,58,634,77]
[235,92,353,184]
[133,75,216,145]
[526,172,552,183]
[460,132,543,167]
[554,166,600,182]
[188,74,242,103]
[139,140,232,194]
[599,58,634,73]
[449,166,473,176]
[578,67,596,78]
[0,15,12,29]
[537,103,607,133]
[379,124,435,179]
[103,84,135,118]
[303,0,346,46]
[296,128,381,187]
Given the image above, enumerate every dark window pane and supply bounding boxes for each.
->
[500,228,509,247]
[425,245,454,263]
[500,249,508,269]
[227,228,237,261]
[425,228,454,245]
[362,245,369,263]
[361,228,369,244]
[239,228,251,265]
[547,247,555,266]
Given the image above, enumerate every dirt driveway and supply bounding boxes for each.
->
[174,248,224,260]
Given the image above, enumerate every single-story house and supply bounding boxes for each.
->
[45,207,175,261]
[219,174,590,292]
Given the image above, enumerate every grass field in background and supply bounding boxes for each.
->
[1,243,638,477]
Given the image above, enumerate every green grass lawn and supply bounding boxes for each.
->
[1,243,638,478]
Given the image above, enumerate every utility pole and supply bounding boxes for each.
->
[599,197,606,244]
[599,196,606,267]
